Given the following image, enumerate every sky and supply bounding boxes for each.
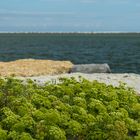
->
[0,0,140,32]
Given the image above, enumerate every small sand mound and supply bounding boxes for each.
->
[0,59,73,77]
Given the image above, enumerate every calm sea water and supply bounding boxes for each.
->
[0,33,140,73]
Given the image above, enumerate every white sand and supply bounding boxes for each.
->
[17,73,140,94]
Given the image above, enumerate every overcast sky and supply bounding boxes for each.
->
[0,0,140,32]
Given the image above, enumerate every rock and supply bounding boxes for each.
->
[0,59,73,77]
[70,63,111,73]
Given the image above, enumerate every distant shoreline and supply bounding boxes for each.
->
[1,32,140,34]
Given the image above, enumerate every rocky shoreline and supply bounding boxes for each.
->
[0,59,139,94]
[17,73,140,94]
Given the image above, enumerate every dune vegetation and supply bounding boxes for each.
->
[0,77,140,140]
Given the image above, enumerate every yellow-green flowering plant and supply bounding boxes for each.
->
[0,77,140,140]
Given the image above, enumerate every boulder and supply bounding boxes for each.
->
[70,63,111,73]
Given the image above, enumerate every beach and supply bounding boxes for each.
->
[0,59,139,94]
[17,73,140,94]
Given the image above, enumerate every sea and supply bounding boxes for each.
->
[0,33,140,74]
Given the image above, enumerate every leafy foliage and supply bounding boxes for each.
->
[0,77,140,140]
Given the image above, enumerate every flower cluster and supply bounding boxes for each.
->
[0,77,140,140]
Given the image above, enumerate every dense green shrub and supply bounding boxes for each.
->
[0,77,140,140]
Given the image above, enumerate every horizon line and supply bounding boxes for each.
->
[1,31,140,34]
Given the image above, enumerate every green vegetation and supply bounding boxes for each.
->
[0,77,140,140]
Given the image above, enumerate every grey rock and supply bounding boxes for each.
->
[70,63,111,73]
